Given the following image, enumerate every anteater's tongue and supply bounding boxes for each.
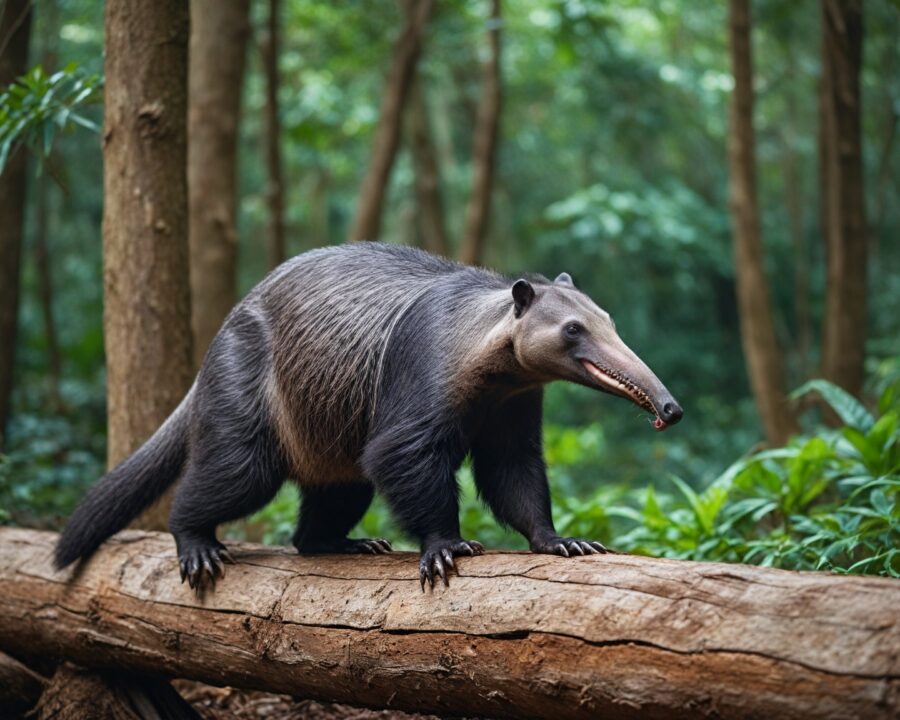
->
[653,417,668,431]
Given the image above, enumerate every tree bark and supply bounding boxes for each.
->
[188,0,250,367]
[459,0,502,267]
[261,0,285,269]
[34,0,63,411]
[408,76,448,256]
[347,0,433,243]
[34,663,200,720]
[102,0,193,529]
[727,0,797,445]
[0,0,32,450]
[1,528,898,720]
[819,0,867,398]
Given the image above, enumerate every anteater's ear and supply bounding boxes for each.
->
[512,279,535,318]
[554,272,574,287]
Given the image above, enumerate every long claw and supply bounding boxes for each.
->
[434,557,448,586]
[590,541,608,554]
[212,555,226,578]
[420,567,427,592]
[441,548,455,570]
[469,541,485,554]
[220,549,236,564]
[180,563,187,584]
[556,543,569,557]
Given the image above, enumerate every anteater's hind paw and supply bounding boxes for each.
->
[419,538,484,591]
[344,538,393,554]
[531,536,608,558]
[178,540,230,590]
[294,537,393,555]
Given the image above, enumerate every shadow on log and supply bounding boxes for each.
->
[0,528,897,719]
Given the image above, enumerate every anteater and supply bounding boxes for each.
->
[55,243,683,589]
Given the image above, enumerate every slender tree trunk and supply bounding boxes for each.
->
[459,0,502,266]
[347,0,433,243]
[783,48,810,380]
[0,0,32,450]
[261,0,285,268]
[409,76,448,256]
[819,0,866,398]
[33,0,63,410]
[103,0,193,529]
[727,0,797,445]
[188,0,250,367]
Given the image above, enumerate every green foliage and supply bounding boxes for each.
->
[609,380,900,576]
[0,63,102,172]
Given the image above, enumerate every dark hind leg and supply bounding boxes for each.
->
[169,305,287,589]
[292,482,391,554]
[170,448,284,588]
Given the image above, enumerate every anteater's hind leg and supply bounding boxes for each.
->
[292,482,391,554]
[169,306,287,589]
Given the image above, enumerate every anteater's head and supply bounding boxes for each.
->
[509,273,683,431]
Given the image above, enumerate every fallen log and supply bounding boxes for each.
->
[0,649,47,715]
[33,663,200,720]
[0,528,897,720]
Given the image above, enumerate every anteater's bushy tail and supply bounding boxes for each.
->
[54,390,194,570]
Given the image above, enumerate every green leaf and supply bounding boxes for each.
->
[792,380,875,432]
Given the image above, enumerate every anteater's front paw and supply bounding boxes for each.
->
[419,538,484,590]
[178,539,235,590]
[531,536,607,557]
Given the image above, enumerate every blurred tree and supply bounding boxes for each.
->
[0,0,32,450]
[189,0,250,366]
[348,0,433,242]
[102,0,193,529]
[727,0,797,445]
[460,0,501,266]
[408,76,448,256]
[33,0,62,410]
[262,0,285,268]
[820,0,866,398]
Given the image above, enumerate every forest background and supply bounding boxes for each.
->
[1,0,898,575]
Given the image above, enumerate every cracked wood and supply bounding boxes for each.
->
[0,528,897,719]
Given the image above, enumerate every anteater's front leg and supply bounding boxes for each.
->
[362,420,482,589]
[471,389,607,557]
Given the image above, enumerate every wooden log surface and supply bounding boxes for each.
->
[0,528,897,719]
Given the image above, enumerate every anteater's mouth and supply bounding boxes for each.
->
[580,360,669,431]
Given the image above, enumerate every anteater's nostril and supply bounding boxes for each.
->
[662,402,683,423]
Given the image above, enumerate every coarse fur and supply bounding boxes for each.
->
[55,243,682,588]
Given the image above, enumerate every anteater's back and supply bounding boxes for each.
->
[257,243,464,482]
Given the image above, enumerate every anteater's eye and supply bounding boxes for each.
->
[564,323,582,339]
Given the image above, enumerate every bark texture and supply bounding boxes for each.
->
[261,0,285,268]
[409,77,448,257]
[727,0,797,445]
[1,528,898,720]
[347,0,433,243]
[102,0,194,528]
[0,0,32,449]
[188,0,250,367]
[820,0,867,398]
[459,0,502,266]
[34,663,200,720]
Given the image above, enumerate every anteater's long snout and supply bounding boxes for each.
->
[584,334,684,431]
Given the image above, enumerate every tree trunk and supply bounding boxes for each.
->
[408,77,448,256]
[0,0,32,450]
[188,0,250,367]
[459,0,502,267]
[347,0,433,243]
[1,528,898,720]
[819,0,867,398]
[102,0,193,530]
[34,0,63,411]
[726,0,797,445]
[261,0,285,269]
